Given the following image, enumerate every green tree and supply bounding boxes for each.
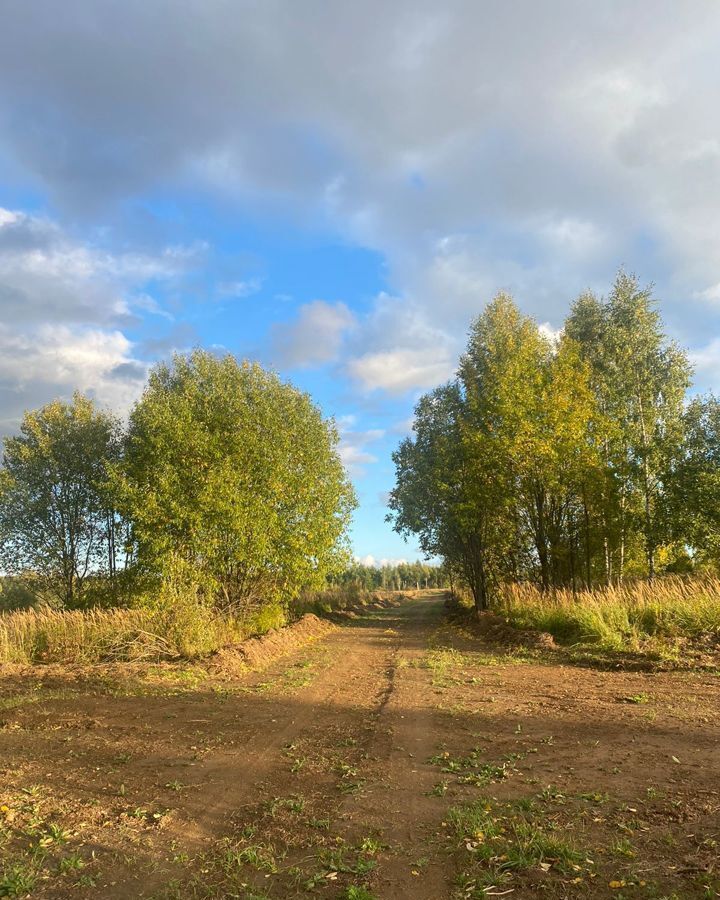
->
[0,394,122,608]
[567,272,691,580]
[459,295,544,593]
[389,381,501,611]
[116,350,355,611]
[518,336,601,591]
[670,395,720,566]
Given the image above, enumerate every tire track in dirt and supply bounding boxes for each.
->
[105,599,428,897]
[332,593,455,898]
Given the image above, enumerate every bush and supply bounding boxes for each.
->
[0,577,38,612]
[293,583,373,617]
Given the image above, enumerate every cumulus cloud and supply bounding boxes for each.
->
[347,346,454,394]
[0,207,199,433]
[271,300,356,368]
[342,291,457,394]
[0,207,192,327]
[0,325,147,433]
[1,3,720,388]
[355,554,408,568]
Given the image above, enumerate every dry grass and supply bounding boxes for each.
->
[497,576,720,652]
[293,583,374,616]
[0,601,286,665]
[0,580,379,667]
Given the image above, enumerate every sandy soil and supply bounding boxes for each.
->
[1,591,719,899]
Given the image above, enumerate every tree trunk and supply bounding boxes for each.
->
[535,490,550,592]
[582,487,592,588]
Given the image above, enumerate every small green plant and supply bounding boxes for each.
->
[232,844,278,873]
[623,693,651,704]
[448,796,589,888]
[427,780,449,797]
[344,887,377,900]
[358,836,386,855]
[268,796,305,816]
[58,853,85,874]
[0,862,38,897]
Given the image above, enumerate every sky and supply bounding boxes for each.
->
[1,1,720,563]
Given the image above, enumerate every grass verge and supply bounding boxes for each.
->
[497,576,720,655]
[0,601,286,665]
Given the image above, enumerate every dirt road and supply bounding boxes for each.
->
[2,591,720,898]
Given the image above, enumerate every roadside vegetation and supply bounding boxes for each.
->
[389,270,720,657]
[0,350,355,665]
[0,568,444,667]
[499,576,720,654]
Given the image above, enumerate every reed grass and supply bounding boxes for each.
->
[497,576,720,651]
[0,602,263,665]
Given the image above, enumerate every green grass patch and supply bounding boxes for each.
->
[449,795,589,894]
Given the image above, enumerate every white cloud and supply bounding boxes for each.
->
[0,207,193,326]
[538,322,563,345]
[2,4,720,388]
[0,207,197,433]
[339,444,378,476]
[690,339,720,390]
[336,418,384,477]
[0,325,147,433]
[347,346,454,394]
[271,300,356,368]
[216,277,263,299]
[354,554,409,568]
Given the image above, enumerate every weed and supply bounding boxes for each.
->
[268,796,305,816]
[427,780,449,797]
[430,747,516,786]
[229,844,278,873]
[344,888,378,900]
[358,837,387,855]
[58,853,85,874]
[448,796,589,888]
[623,693,651,704]
[0,862,38,897]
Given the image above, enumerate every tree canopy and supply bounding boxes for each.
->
[0,394,122,607]
[116,350,356,611]
[0,353,356,612]
[389,272,715,612]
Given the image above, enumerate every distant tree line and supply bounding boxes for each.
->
[389,272,720,612]
[330,560,447,592]
[0,350,356,612]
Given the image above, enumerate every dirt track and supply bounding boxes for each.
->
[2,591,720,898]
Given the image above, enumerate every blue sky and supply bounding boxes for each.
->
[1,1,720,562]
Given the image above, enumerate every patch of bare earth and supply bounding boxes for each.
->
[1,592,719,899]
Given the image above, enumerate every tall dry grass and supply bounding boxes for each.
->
[498,576,720,651]
[293,582,374,616]
[0,601,282,665]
